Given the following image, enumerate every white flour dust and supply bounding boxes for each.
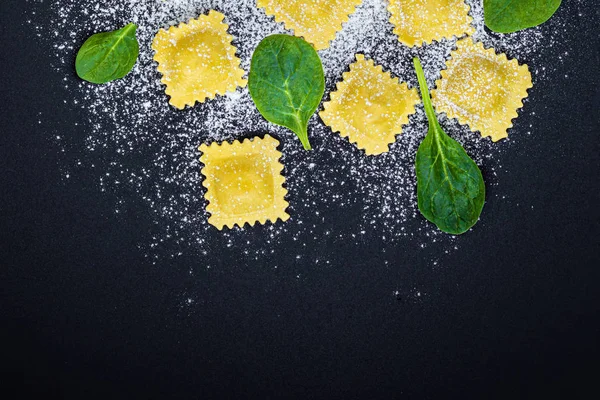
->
[26,0,576,263]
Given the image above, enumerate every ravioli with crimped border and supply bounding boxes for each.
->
[320,55,420,155]
[199,135,289,230]
[152,10,246,109]
[432,38,533,142]
[257,0,363,50]
[388,0,474,47]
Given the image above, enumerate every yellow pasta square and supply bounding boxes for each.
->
[152,10,246,109]
[432,38,533,142]
[320,55,420,155]
[257,0,363,50]
[388,0,474,47]
[199,135,289,230]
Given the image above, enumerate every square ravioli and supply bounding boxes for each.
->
[199,135,289,230]
[388,0,474,47]
[320,55,420,155]
[257,0,363,50]
[432,38,533,142]
[152,10,246,109]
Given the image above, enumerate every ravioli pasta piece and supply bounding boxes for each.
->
[199,135,289,230]
[320,55,420,155]
[388,0,474,47]
[257,0,363,50]
[152,10,246,109]
[432,38,532,142]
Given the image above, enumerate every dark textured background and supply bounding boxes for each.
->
[1,1,599,398]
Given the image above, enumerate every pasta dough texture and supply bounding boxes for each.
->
[256,0,363,50]
[432,38,532,142]
[388,0,474,47]
[152,10,246,109]
[320,55,420,155]
[199,135,289,230]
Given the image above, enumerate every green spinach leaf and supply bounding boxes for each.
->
[413,58,485,235]
[248,34,325,150]
[76,23,139,84]
[484,0,562,33]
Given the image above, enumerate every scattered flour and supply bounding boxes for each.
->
[26,0,576,263]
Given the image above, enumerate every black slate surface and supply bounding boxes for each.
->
[1,1,599,398]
